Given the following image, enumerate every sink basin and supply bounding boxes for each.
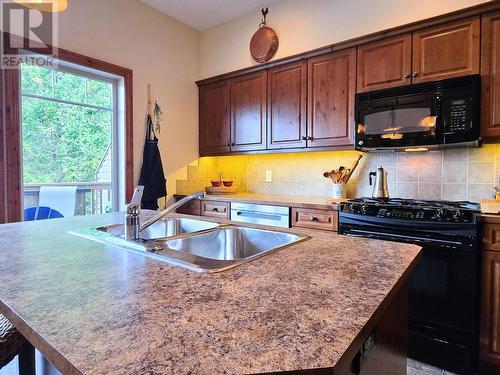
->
[147,226,309,272]
[70,223,309,273]
[96,217,220,240]
[163,226,304,261]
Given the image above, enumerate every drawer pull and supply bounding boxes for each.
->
[310,217,318,222]
[212,207,219,212]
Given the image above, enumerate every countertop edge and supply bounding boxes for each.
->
[0,300,83,375]
[333,247,422,373]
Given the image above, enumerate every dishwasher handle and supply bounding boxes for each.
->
[235,210,283,221]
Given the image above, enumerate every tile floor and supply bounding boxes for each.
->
[408,358,459,375]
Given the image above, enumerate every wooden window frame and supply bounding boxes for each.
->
[1,32,134,223]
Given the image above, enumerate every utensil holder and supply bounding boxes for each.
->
[332,183,347,199]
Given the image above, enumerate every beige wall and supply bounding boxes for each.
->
[55,0,200,200]
[200,0,490,78]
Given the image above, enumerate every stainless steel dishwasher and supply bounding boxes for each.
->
[230,202,290,228]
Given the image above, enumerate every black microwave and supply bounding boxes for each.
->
[355,75,481,151]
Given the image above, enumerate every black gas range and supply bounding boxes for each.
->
[338,198,481,375]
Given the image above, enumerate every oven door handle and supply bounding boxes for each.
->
[346,229,466,247]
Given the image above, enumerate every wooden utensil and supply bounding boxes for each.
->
[342,154,363,183]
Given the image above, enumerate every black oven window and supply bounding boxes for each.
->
[360,108,436,139]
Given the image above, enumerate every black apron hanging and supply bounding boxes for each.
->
[138,114,166,210]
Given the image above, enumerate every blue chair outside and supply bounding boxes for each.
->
[24,207,37,221]
[24,206,64,221]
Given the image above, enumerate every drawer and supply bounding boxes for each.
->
[175,199,201,216]
[291,208,338,231]
[202,201,230,218]
[482,223,500,252]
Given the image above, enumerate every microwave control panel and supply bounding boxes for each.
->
[444,99,471,133]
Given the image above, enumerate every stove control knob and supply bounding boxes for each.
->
[450,210,462,222]
[360,204,368,214]
[349,203,361,214]
[432,209,445,221]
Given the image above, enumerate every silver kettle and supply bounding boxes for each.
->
[369,167,389,199]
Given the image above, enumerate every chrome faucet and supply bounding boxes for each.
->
[124,186,144,240]
[124,189,206,240]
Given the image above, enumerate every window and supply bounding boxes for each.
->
[20,62,121,218]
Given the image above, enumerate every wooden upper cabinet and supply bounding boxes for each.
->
[412,17,480,83]
[481,11,500,139]
[230,71,267,152]
[199,80,230,155]
[357,34,412,92]
[307,48,356,148]
[481,250,500,367]
[267,61,307,149]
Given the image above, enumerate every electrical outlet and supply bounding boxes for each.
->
[265,170,273,183]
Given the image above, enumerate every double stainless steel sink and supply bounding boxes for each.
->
[70,217,309,272]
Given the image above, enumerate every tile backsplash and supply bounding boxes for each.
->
[176,144,500,202]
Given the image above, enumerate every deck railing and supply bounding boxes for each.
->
[23,182,112,216]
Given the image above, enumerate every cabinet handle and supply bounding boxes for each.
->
[226,141,231,146]
[310,217,318,222]
[301,136,308,141]
[403,73,411,79]
[412,72,418,78]
[302,136,313,141]
[231,142,235,146]
[212,207,219,212]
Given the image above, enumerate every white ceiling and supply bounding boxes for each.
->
[139,0,283,31]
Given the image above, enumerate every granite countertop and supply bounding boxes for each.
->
[176,192,346,210]
[0,213,421,375]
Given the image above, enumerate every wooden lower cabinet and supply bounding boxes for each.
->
[481,219,500,374]
[175,199,201,216]
[481,250,500,370]
[291,207,338,231]
[201,200,230,218]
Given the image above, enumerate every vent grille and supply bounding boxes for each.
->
[356,74,480,102]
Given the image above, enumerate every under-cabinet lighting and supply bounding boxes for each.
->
[405,147,429,152]
[15,0,67,12]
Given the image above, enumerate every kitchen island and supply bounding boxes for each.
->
[0,213,421,375]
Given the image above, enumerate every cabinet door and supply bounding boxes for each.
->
[267,61,307,149]
[230,71,267,151]
[176,199,201,216]
[199,80,230,155]
[412,17,480,83]
[307,48,356,148]
[481,11,500,139]
[481,250,500,366]
[357,34,412,92]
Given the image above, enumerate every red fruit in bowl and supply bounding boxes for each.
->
[222,181,233,187]
[211,180,222,187]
